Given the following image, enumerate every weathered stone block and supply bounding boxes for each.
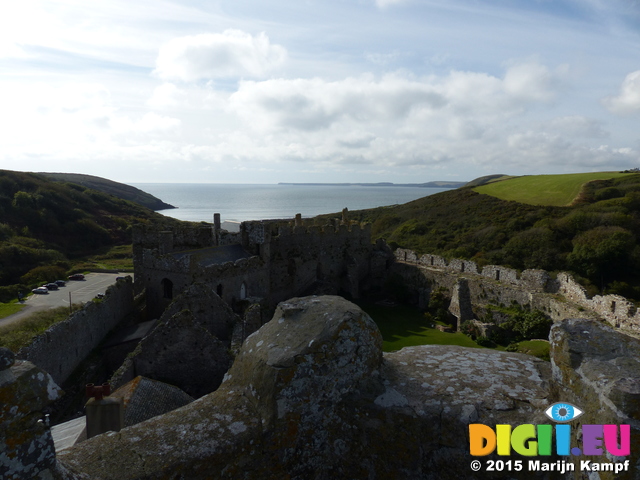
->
[1,361,62,480]
[550,318,640,480]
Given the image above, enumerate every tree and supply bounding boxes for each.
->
[568,226,635,282]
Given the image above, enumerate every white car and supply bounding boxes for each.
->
[32,287,49,294]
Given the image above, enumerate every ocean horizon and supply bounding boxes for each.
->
[132,183,453,223]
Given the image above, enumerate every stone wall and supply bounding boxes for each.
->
[17,277,135,385]
[141,252,268,319]
[394,248,640,333]
[136,215,379,320]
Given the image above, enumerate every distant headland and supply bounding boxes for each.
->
[278,181,467,188]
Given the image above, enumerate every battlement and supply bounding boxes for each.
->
[133,223,215,250]
[395,247,640,333]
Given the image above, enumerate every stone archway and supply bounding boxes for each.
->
[161,278,173,299]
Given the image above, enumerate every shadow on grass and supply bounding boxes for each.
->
[356,301,480,352]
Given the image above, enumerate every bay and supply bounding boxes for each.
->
[132,183,452,223]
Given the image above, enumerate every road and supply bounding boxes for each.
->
[0,273,133,328]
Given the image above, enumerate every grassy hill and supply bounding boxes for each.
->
[323,172,640,300]
[38,172,175,211]
[473,172,633,206]
[0,170,182,300]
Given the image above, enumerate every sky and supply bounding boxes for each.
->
[0,0,639,184]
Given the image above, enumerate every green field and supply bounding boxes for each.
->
[358,302,480,352]
[474,172,633,206]
[514,340,550,361]
[0,301,25,320]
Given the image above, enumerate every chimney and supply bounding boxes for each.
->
[85,383,124,439]
[214,213,221,245]
[341,207,349,225]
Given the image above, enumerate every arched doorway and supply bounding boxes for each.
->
[161,278,173,299]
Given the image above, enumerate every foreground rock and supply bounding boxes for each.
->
[1,350,63,480]
[56,296,555,479]
[551,318,640,480]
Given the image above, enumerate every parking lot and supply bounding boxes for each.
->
[0,273,133,328]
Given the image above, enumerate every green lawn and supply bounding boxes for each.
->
[357,302,481,352]
[474,172,633,206]
[0,301,25,320]
[513,340,550,361]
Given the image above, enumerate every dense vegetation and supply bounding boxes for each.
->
[0,170,180,300]
[332,173,640,300]
[38,172,175,211]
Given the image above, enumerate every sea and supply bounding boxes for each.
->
[131,183,453,224]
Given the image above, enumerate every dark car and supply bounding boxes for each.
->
[68,274,85,280]
[44,283,58,290]
[55,280,66,286]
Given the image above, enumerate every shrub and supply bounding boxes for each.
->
[460,320,480,338]
[505,343,519,352]
[20,265,67,286]
[0,284,28,303]
[475,336,495,347]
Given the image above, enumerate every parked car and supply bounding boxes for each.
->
[32,287,49,294]
[95,293,105,299]
[68,274,85,280]
[55,280,66,286]
[44,283,58,290]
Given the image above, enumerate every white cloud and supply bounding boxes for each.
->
[603,70,640,115]
[154,30,287,82]
[147,83,185,108]
[110,112,181,135]
[375,0,409,8]
[215,62,597,173]
[503,61,566,103]
[229,61,563,135]
[545,116,609,138]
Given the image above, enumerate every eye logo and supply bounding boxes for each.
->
[544,402,583,422]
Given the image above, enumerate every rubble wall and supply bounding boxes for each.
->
[392,249,620,328]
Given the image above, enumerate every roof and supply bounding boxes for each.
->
[52,416,87,452]
[110,376,195,427]
[102,320,157,349]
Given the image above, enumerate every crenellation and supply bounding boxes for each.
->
[396,247,640,332]
[405,250,418,263]
[136,212,375,318]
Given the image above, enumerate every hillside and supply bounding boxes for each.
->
[473,171,633,206]
[38,172,175,211]
[325,172,640,299]
[0,170,182,297]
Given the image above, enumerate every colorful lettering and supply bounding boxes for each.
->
[468,423,631,457]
